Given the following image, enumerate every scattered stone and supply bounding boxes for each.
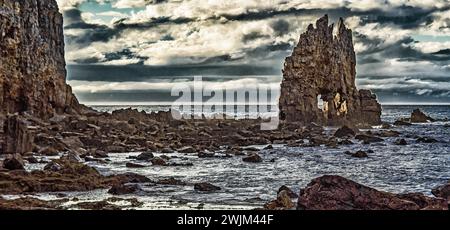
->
[394,120,412,126]
[243,153,263,163]
[278,185,298,198]
[395,139,408,146]
[39,147,60,156]
[2,154,25,170]
[25,156,39,164]
[334,126,357,138]
[264,190,295,210]
[44,161,63,172]
[126,162,146,168]
[108,184,141,195]
[157,177,187,186]
[351,151,368,158]
[355,135,383,144]
[194,183,221,192]
[136,152,154,161]
[151,157,166,166]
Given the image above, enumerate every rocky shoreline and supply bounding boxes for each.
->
[0,1,449,210]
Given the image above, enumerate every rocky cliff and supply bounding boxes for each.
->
[0,0,83,119]
[279,15,381,126]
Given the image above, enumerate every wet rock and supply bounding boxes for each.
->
[61,153,82,163]
[264,190,295,210]
[107,145,126,153]
[395,139,408,146]
[351,151,368,158]
[394,120,412,126]
[279,15,381,126]
[92,150,108,159]
[263,145,273,150]
[108,184,141,195]
[2,154,25,170]
[334,125,357,138]
[0,197,65,210]
[194,183,221,192]
[198,152,215,158]
[416,137,438,143]
[25,156,39,164]
[278,185,298,198]
[297,175,447,210]
[432,183,450,201]
[84,156,107,164]
[126,162,146,168]
[355,135,383,144]
[44,161,63,172]
[136,152,154,161]
[151,157,167,166]
[157,177,187,186]
[243,153,263,163]
[39,147,60,156]
[411,109,435,123]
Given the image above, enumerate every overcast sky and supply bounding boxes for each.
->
[57,0,450,104]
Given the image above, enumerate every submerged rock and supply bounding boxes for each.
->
[136,152,154,161]
[297,175,447,210]
[242,153,263,163]
[279,15,381,126]
[194,183,221,192]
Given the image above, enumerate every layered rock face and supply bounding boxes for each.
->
[279,15,381,126]
[0,0,82,119]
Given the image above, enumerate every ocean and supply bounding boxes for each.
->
[15,104,450,210]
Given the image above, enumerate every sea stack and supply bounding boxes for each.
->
[279,15,381,126]
[0,0,84,119]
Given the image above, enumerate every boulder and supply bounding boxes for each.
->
[264,190,295,210]
[108,184,141,195]
[151,157,166,166]
[2,154,25,170]
[432,183,450,201]
[351,150,368,158]
[278,185,298,198]
[334,125,357,138]
[136,152,154,161]
[243,153,263,163]
[297,175,447,210]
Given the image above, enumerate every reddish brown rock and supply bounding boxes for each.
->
[0,0,88,119]
[2,115,34,154]
[279,15,381,126]
[297,175,447,210]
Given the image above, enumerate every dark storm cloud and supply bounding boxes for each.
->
[67,64,281,82]
[242,31,270,43]
[270,19,290,36]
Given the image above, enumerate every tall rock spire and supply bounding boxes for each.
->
[279,15,381,126]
